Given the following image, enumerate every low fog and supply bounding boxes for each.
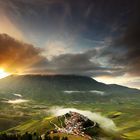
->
[3,99,29,104]
[49,107,117,133]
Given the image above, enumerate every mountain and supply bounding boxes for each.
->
[0,75,139,103]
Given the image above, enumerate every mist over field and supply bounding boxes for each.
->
[3,99,29,104]
[49,107,117,133]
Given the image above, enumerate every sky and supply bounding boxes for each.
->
[0,0,140,89]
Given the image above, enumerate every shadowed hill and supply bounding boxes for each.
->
[0,75,139,103]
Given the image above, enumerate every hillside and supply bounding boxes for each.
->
[0,75,140,139]
[6,112,123,140]
[0,75,139,103]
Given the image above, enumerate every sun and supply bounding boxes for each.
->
[0,68,11,79]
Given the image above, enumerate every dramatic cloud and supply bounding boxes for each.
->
[43,40,72,60]
[115,22,140,76]
[0,11,24,40]
[0,34,44,73]
[101,1,140,76]
[0,0,139,88]
[0,3,24,40]
[1,0,135,44]
[28,49,124,77]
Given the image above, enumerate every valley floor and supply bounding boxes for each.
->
[0,98,140,140]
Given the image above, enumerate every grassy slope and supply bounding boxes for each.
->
[0,99,139,139]
[6,114,124,140]
[5,116,87,140]
[6,116,89,140]
[0,75,140,139]
[49,133,87,140]
[7,117,57,134]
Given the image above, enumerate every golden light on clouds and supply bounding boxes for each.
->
[0,33,44,75]
[0,68,10,79]
[42,40,71,60]
[0,11,24,40]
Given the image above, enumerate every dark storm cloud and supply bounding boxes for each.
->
[101,0,140,76]
[0,34,44,73]
[0,33,123,77]
[1,0,138,42]
[28,49,124,77]
[1,0,134,40]
[0,0,71,35]
[0,0,139,79]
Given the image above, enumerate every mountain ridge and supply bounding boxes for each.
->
[0,74,139,103]
[0,74,139,91]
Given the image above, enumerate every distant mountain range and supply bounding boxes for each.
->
[0,75,139,103]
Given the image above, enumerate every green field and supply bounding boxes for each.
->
[0,99,139,139]
[0,75,140,139]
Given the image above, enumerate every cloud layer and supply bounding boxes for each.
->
[0,34,44,73]
[28,49,124,77]
[101,4,140,76]
[49,107,117,133]
[0,0,139,88]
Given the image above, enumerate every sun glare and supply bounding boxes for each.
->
[0,68,11,79]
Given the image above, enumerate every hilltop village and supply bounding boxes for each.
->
[49,112,98,140]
